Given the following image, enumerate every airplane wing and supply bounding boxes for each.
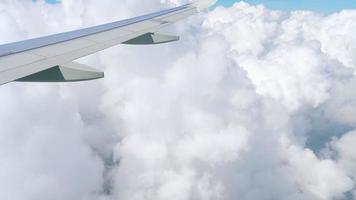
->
[0,0,216,85]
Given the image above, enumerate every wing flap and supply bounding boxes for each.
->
[123,32,179,45]
[84,29,130,43]
[16,62,104,82]
[0,52,44,72]
[121,20,161,32]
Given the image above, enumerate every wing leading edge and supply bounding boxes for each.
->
[0,0,216,85]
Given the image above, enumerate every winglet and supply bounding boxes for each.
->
[190,0,217,11]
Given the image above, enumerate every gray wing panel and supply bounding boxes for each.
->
[0,5,189,57]
[0,3,199,85]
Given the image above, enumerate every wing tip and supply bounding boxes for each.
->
[190,0,217,11]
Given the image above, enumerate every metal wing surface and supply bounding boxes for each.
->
[0,0,215,85]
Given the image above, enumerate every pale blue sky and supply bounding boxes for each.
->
[45,0,60,3]
[218,0,356,13]
[43,0,356,13]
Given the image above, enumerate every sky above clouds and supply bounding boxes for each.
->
[42,0,356,13]
[43,0,356,13]
[218,0,356,13]
[2,0,356,200]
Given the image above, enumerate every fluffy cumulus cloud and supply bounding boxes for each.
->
[1,0,356,200]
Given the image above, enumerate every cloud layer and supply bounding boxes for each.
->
[1,1,356,200]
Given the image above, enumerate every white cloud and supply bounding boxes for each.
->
[1,1,356,200]
[0,84,105,200]
[331,130,356,178]
[285,145,353,199]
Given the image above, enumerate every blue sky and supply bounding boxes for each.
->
[43,0,61,3]
[42,0,356,13]
[217,0,356,13]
